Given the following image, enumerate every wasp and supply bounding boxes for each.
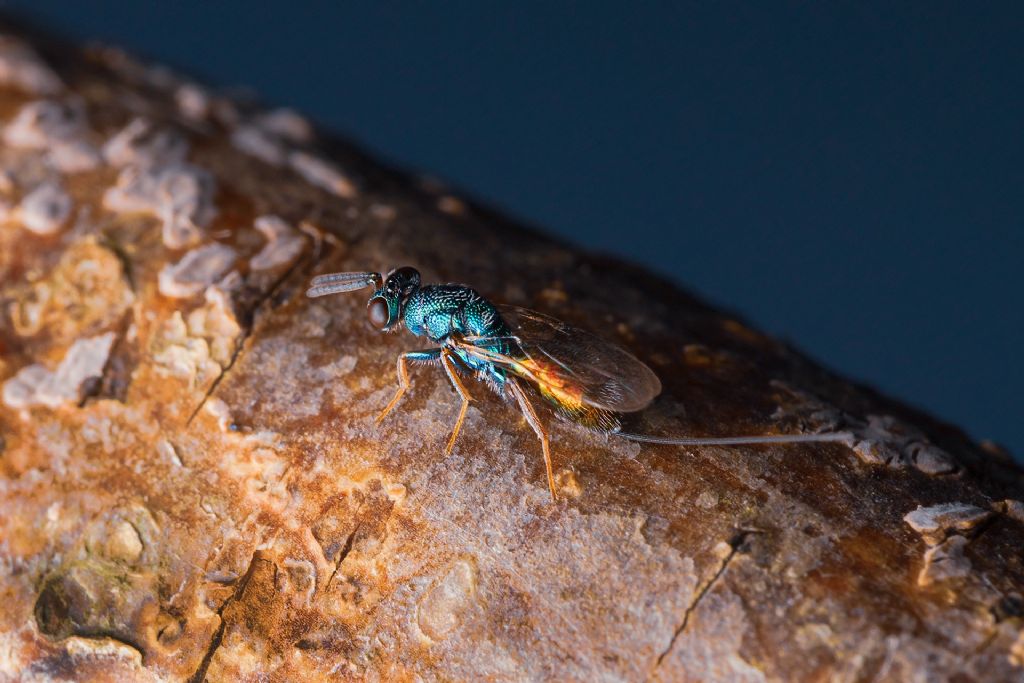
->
[308,267,845,500]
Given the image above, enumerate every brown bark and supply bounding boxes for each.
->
[0,19,1022,683]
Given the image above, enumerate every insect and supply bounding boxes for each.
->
[307,267,846,500]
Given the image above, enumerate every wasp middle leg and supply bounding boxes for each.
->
[377,349,442,423]
[440,348,473,454]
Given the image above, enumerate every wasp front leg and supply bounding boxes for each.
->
[376,349,442,423]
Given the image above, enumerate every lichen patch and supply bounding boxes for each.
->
[175,82,211,121]
[3,99,100,172]
[16,180,72,235]
[917,535,971,587]
[904,503,993,546]
[158,243,237,299]
[0,34,63,94]
[772,384,959,475]
[3,333,115,410]
[104,162,216,249]
[151,311,220,384]
[186,271,243,365]
[288,150,357,199]
[7,238,134,341]
[230,124,286,165]
[102,117,188,169]
[254,109,312,144]
[999,499,1024,524]
[250,215,305,271]
[230,108,314,166]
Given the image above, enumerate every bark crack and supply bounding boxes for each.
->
[189,551,264,683]
[651,531,748,675]
[185,325,247,426]
[325,522,360,591]
[98,235,137,293]
[186,248,323,426]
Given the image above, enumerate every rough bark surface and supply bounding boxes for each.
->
[1,20,1023,683]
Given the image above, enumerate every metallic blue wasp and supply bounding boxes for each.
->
[308,267,846,500]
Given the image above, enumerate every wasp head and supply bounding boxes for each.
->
[306,266,421,331]
[366,266,420,331]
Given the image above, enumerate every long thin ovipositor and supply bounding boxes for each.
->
[614,431,851,446]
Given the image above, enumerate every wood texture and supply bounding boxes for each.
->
[0,21,1022,682]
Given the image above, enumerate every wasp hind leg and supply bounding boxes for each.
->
[376,349,442,423]
[507,378,556,501]
[440,349,473,454]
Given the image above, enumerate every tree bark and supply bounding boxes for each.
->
[0,19,1022,683]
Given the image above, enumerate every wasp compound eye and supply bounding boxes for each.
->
[367,298,390,329]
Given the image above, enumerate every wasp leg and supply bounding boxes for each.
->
[440,349,473,454]
[377,349,441,424]
[508,378,556,501]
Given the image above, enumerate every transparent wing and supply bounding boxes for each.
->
[454,305,662,413]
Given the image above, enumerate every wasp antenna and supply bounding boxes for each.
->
[615,431,852,446]
[310,271,382,286]
[306,271,383,298]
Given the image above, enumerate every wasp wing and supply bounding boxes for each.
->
[452,305,661,414]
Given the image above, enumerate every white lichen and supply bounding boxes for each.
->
[158,243,237,299]
[103,118,188,168]
[201,270,242,315]
[175,83,211,120]
[105,520,144,563]
[152,312,217,382]
[187,271,242,364]
[230,124,286,164]
[205,398,233,432]
[104,162,216,248]
[904,503,993,546]
[254,108,312,143]
[0,35,63,95]
[2,333,115,409]
[229,108,313,165]
[771,384,958,476]
[250,215,305,271]
[3,99,100,173]
[288,150,357,198]
[5,99,79,147]
[999,499,1024,524]
[17,180,72,235]
[917,535,971,586]
[48,141,103,173]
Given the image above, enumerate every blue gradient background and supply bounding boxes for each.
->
[8,3,1022,457]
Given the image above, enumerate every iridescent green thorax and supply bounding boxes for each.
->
[402,285,504,339]
[400,284,512,383]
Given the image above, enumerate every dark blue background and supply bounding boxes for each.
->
[10,3,1022,457]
